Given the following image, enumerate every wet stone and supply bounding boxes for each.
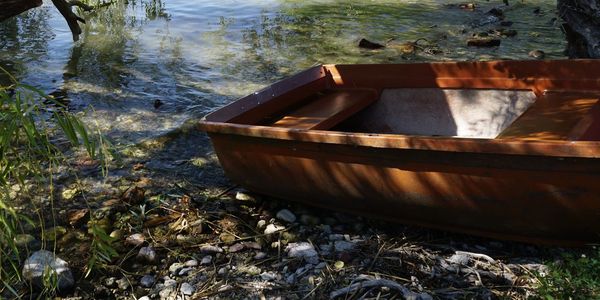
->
[529,49,545,59]
[358,38,385,49]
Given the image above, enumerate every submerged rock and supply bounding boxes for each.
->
[467,38,501,47]
[22,250,75,292]
[529,49,545,59]
[358,38,385,49]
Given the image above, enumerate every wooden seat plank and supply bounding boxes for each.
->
[497,91,600,140]
[271,89,378,130]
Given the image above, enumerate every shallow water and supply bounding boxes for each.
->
[0,0,565,144]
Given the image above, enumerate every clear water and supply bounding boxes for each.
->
[0,0,565,144]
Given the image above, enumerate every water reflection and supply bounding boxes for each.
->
[0,0,565,144]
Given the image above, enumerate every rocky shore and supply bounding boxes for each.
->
[6,126,576,300]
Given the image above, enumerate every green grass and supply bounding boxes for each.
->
[0,67,115,297]
[536,248,600,299]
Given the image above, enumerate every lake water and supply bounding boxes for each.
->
[0,0,565,144]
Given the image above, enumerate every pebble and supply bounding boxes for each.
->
[264,224,285,235]
[235,191,256,201]
[184,259,198,267]
[254,252,267,260]
[200,255,213,265]
[276,209,297,223]
[217,267,228,276]
[256,219,267,229]
[228,243,245,253]
[109,229,124,240]
[116,277,130,290]
[159,287,175,300]
[334,240,357,252]
[180,282,195,295]
[137,246,157,263]
[104,277,117,288]
[164,278,177,287]
[125,233,145,246]
[178,267,193,276]
[140,275,155,288]
[199,245,223,254]
[139,296,150,300]
[169,262,185,275]
[260,272,277,281]
[448,253,471,265]
[286,242,319,264]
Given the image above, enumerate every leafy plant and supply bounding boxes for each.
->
[536,249,600,299]
[0,67,115,297]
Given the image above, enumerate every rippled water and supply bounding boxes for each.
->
[0,0,565,144]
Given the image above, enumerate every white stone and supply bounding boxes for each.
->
[22,250,74,291]
[286,242,319,264]
[264,224,285,235]
[180,282,195,295]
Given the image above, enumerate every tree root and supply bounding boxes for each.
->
[329,277,432,299]
[51,0,85,41]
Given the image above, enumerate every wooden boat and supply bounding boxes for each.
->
[199,60,600,245]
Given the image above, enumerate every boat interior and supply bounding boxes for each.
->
[207,62,600,141]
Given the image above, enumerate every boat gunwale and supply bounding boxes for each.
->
[200,59,600,158]
[199,120,600,158]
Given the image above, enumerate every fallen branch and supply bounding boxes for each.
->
[51,0,85,41]
[329,278,432,300]
[455,251,496,263]
[0,0,43,22]
[69,0,93,11]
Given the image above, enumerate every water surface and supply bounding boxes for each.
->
[0,0,565,144]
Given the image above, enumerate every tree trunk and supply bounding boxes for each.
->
[0,0,43,22]
[558,0,600,58]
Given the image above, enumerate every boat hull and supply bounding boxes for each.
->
[209,132,600,244]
